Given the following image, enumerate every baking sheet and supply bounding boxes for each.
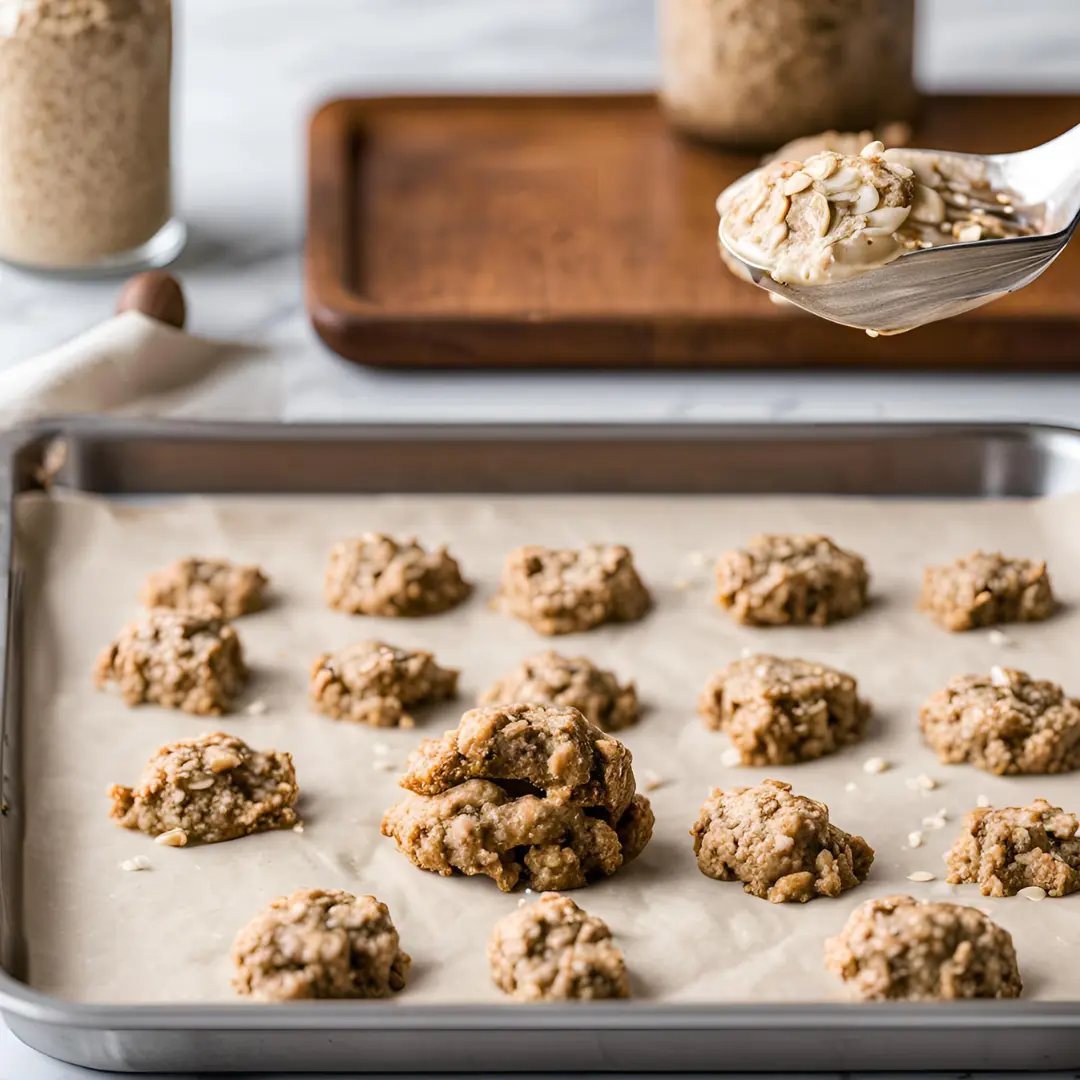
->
[13,490,1080,1006]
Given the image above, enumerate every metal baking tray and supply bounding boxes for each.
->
[3,417,1080,1075]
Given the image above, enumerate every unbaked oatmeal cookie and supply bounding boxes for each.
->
[825,894,1023,1001]
[324,533,470,617]
[231,889,409,1001]
[480,650,639,732]
[714,534,868,626]
[381,704,652,892]
[920,668,1080,775]
[398,703,635,816]
[109,732,298,845]
[699,654,869,765]
[310,640,458,728]
[381,779,625,893]
[93,608,247,716]
[496,545,651,636]
[691,779,873,903]
[140,557,268,619]
[920,551,1055,631]
[946,799,1080,898]
[488,892,629,1001]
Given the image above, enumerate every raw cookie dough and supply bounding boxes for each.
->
[946,799,1080,898]
[398,703,635,815]
[496,544,651,636]
[825,894,1023,1001]
[690,779,873,903]
[231,889,409,1001]
[93,608,247,716]
[381,779,624,893]
[109,732,298,845]
[720,139,1037,291]
[714,534,868,627]
[698,654,869,765]
[381,704,652,892]
[324,533,470,617]
[920,668,1080,775]
[140,557,268,619]
[488,892,629,1001]
[479,650,639,732]
[722,141,916,286]
[920,551,1055,631]
[310,640,458,728]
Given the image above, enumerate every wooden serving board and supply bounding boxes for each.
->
[306,94,1080,369]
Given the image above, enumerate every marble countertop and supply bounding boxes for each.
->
[2,1,1080,1075]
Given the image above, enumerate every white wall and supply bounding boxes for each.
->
[918,0,1080,91]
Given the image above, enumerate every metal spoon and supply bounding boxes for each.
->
[718,122,1080,335]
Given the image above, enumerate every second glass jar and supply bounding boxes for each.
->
[658,0,918,149]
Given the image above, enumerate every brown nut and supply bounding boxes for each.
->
[116,271,187,330]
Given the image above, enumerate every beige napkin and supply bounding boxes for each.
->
[0,311,280,424]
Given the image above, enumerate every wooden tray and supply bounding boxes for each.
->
[306,94,1080,369]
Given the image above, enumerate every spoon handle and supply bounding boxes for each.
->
[1003,121,1080,226]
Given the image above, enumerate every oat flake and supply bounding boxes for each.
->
[642,770,665,793]
[906,871,936,882]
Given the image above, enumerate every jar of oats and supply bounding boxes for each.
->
[658,0,918,149]
[0,0,183,273]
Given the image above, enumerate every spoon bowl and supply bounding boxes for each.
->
[718,122,1080,334]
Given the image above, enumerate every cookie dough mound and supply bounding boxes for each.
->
[699,654,870,765]
[488,892,629,1001]
[140,557,268,619]
[616,793,655,866]
[109,732,298,845]
[715,534,868,627]
[324,533,469,617]
[479,650,639,732]
[722,143,916,287]
[825,894,1023,1001]
[310,640,458,728]
[231,889,409,1001]
[383,705,652,891]
[920,551,1054,632]
[690,779,873,903]
[93,609,247,716]
[946,799,1080,898]
[399,703,635,817]
[920,669,1080,775]
[380,779,626,893]
[497,544,651,636]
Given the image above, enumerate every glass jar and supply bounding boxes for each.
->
[658,0,918,149]
[0,0,184,275]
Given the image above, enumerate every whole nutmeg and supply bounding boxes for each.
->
[116,271,187,330]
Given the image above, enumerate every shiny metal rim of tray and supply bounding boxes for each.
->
[3,417,1080,1074]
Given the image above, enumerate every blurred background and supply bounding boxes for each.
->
[2,0,1079,370]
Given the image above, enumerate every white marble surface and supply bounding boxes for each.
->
[2,1,1080,1075]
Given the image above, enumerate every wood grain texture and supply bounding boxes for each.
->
[306,94,1080,369]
